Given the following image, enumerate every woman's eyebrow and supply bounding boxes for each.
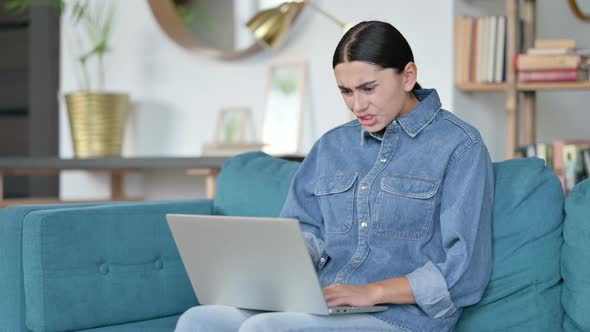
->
[338,80,378,90]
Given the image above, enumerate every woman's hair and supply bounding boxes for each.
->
[332,21,422,91]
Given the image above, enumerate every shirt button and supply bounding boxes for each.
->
[360,183,368,190]
[379,156,387,163]
[360,221,368,229]
[319,257,326,263]
[353,257,362,263]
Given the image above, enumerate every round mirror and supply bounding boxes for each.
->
[147,0,304,60]
[568,0,590,21]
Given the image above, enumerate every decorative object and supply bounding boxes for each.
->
[261,60,306,155]
[215,107,250,144]
[147,0,304,60]
[568,0,590,21]
[202,107,264,156]
[65,92,128,158]
[64,1,129,158]
[246,0,350,49]
[5,0,129,158]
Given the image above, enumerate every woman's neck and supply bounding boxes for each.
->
[400,91,420,117]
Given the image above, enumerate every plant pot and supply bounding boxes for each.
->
[65,92,129,158]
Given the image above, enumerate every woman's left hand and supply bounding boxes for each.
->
[323,283,382,307]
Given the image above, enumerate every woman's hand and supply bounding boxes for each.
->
[322,283,382,307]
[323,277,415,307]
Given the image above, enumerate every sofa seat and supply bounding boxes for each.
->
[79,315,180,331]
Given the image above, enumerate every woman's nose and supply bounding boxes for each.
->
[352,94,368,113]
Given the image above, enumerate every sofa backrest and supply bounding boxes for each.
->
[456,158,565,331]
[20,200,207,332]
[214,152,300,217]
[562,179,590,332]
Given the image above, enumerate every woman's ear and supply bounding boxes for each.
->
[403,62,418,92]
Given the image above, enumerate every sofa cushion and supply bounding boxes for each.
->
[22,200,211,332]
[562,179,590,332]
[214,152,300,217]
[456,158,564,331]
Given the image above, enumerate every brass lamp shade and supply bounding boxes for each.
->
[246,1,305,49]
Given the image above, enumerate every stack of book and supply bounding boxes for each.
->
[515,140,590,194]
[515,39,589,83]
[454,16,507,84]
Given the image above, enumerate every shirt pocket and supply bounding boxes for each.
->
[372,174,440,240]
[313,173,357,234]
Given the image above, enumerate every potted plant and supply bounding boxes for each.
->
[5,0,129,158]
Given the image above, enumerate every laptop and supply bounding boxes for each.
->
[166,214,388,315]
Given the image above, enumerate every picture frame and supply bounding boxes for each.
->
[215,107,250,144]
[260,59,306,155]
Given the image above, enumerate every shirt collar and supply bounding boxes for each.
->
[360,88,442,144]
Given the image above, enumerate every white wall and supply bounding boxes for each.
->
[453,0,590,161]
[535,0,590,144]
[59,0,455,200]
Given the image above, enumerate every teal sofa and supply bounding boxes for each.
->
[1,152,589,332]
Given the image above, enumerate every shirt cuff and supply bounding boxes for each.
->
[406,261,457,319]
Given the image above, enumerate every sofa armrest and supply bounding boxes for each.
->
[22,199,212,332]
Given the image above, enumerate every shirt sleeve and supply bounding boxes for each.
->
[406,141,494,319]
[279,141,329,269]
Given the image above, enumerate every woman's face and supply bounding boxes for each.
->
[334,61,417,133]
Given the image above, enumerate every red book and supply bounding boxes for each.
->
[517,69,589,82]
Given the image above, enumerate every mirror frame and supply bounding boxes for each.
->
[568,0,590,21]
[147,0,304,60]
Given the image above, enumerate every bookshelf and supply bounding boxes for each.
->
[455,0,590,158]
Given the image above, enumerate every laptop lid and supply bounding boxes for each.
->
[166,214,331,315]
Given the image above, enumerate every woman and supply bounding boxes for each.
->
[176,20,494,332]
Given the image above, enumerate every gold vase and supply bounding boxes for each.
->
[65,92,129,158]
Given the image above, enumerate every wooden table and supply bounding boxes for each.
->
[0,157,229,206]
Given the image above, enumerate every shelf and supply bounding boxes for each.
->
[0,197,143,208]
[457,82,507,92]
[457,81,590,92]
[517,81,590,91]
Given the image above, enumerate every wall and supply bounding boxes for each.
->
[453,0,590,161]
[535,0,590,144]
[59,0,455,200]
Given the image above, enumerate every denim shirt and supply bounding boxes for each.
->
[280,89,494,332]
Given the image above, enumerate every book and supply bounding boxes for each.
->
[470,17,479,83]
[545,144,555,171]
[534,39,576,49]
[494,16,506,83]
[514,146,528,159]
[517,69,589,82]
[515,54,584,71]
[583,148,590,181]
[563,145,580,192]
[487,16,498,83]
[526,47,575,55]
[553,140,590,192]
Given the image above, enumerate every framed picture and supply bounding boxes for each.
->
[261,59,306,155]
[215,107,250,144]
